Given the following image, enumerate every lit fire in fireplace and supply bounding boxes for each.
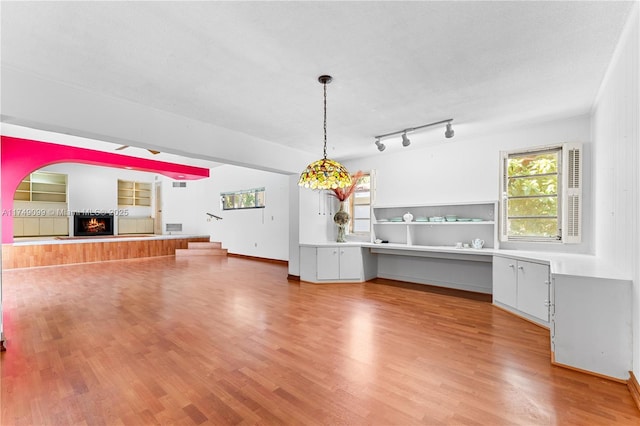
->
[83,217,106,233]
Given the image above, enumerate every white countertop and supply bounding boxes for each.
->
[300,241,630,282]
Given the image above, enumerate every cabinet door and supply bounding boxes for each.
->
[13,218,24,237]
[23,218,40,236]
[493,256,517,307]
[136,219,148,234]
[53,217,69,235]
[39,218,54,235]
[118,218,136,234]
[338,247,363,280]
[517,260,550,322]
[316,247,340,280]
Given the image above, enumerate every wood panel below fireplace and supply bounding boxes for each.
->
[2,235,210,269]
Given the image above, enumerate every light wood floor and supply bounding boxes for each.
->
[1,256,638,425]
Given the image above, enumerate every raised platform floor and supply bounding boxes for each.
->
[2,234,211,269]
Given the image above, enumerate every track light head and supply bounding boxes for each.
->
[375,139,386,152]
[401,133,411,147]
[445,122,455,139]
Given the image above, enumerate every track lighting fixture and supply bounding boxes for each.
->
[401,133,411,147]
[374,118,454,151]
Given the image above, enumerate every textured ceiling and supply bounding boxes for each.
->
[0,1,634,167]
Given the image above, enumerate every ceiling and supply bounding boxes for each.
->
[0,1,635,172]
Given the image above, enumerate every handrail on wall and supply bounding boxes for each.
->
[206,212,223,220]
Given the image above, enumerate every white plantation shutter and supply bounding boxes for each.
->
[500,152,509,241]
[562,143,582,243]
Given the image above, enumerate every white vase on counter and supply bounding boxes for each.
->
[403,212,414,222]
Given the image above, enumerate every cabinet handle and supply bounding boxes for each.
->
[508,264,515,268]
[340,251,344,255]
[545,280,550,285]
[333,250,338,255]
[517,266,524,270]
[544,300,552,307]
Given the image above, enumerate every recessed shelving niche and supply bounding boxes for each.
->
[14,171,68,203]
[118,180,152,207]
[372,201,498,248]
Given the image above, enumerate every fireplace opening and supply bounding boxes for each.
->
[74,213,114,237]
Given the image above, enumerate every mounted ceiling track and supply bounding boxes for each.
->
[374,118,454,151]
[115,145,161,155]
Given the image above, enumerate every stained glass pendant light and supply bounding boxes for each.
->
[298,75,352,190]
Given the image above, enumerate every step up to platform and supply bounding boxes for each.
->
[175,241,227,257]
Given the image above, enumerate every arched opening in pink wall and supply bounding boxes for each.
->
[1,136,210,243]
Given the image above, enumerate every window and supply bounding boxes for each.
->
[221,187,265,210]
[349,173,371,234]
[500,143,581,243]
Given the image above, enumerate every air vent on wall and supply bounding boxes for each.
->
[166,223,183,232]
[172,182,187,188]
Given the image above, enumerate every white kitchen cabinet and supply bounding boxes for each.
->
[492,256,517,307]
[316,246,362,280]
[299,244,377,283]
[517,260,551,322]
[493,256,550,325]
[552,274,632,380]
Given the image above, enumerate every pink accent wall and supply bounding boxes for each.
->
[1,136,210,243]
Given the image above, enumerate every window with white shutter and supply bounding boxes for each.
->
[500,143,582,243]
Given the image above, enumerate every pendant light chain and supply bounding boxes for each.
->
[298,74,351,190]
[323,80,328,160]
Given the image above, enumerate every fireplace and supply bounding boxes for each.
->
[73,213,114,236]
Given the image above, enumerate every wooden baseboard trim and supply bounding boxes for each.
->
[371,277,492,302]
[287,274,300,281]
[628,371,640,411]
[227,253,288,266]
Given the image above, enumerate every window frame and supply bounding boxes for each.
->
[500,143,582,244]
[221,187,266,211]
[349,172,371,236]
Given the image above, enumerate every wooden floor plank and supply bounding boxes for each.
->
[1,256,639,425]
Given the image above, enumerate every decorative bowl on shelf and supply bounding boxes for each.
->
[429,216,444,222]
[445,215,457,222]
[456,218,472,222]
[389,217,403,222]
[471,218,483,222]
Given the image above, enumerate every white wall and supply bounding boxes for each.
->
[160,164,290,261]
[319,114,593,254]
[591,3,639,380]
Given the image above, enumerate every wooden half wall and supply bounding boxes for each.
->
[2,236,210,269]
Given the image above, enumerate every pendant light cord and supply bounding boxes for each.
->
[323,80,328,160]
